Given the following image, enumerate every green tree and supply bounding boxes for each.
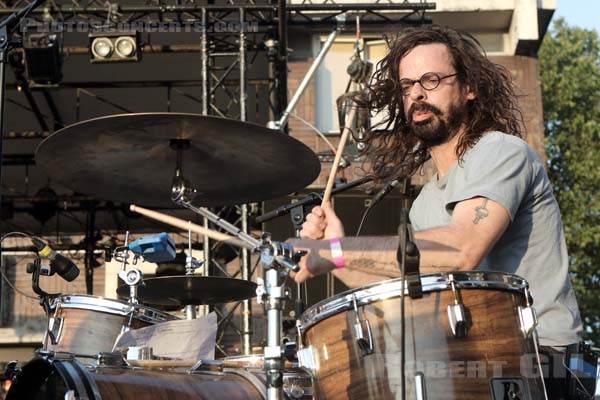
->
[539,18,600,343]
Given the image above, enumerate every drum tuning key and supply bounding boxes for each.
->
[446,273,469,338]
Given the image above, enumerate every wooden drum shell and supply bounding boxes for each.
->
[298,272,546,400]
[7,357,265,400]
[44,295,178,358]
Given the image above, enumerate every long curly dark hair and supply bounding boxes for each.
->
[359,25,524,181]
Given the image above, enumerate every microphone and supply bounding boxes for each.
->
[31,237,80,282]
[369,179,401,208]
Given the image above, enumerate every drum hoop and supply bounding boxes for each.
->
[51,294,178,323]
[223,368,267,400]
[298,271,528,332]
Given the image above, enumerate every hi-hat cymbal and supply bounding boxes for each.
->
[117,276,257,306]
[36,113,321,207]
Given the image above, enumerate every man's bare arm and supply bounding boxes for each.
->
[290,196,510,287]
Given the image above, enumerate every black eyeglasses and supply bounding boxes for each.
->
[399,72,458,96]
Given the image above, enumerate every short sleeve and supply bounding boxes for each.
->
[445,138,533,221]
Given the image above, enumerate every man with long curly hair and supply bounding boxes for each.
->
[290,26,581,350]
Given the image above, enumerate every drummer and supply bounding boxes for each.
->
[289,26,581,356]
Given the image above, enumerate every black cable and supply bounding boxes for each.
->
[355,204,373,237]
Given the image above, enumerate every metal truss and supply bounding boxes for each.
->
[0,2,435,29]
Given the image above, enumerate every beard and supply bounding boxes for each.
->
[407,102,467,147]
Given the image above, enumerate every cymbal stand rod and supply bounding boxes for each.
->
[116,232,143,304]
[178,199,260,249]
[256,235,305,400]
[185,224,197,320]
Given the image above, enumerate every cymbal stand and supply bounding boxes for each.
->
[184,225,205,320]
[171,166,305,400]
[256,233,305,400]
[114,232,143,305]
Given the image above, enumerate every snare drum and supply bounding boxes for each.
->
[44,294,178,358]
[297,271,547,400]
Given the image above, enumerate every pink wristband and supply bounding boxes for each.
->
[329,237,345,269]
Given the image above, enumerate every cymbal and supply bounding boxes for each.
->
[117,276,257,305]
[36,113,321,207]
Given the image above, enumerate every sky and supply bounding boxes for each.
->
[553,0,600,32]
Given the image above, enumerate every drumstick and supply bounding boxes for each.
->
[321,105,357,206]
[129,205,254,250]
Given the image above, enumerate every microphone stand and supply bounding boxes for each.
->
[396,177,422,400]
[255,175,373,227]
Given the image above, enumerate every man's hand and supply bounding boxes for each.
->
[285,238,335,283]
[299,201,345,240]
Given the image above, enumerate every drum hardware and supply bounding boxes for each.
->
[114,231,143,305]
[127,346,153,361]
[190,358,225,372]
[446,273,468,338]
[96,351,127,367]
[256,233,305,400]
[518,286,538,338]
[47,314,64,345]
[127,204,306,400]
[184,225,205,320]
[397,183,421,400]
[351,293,373,356]
[414,372,427,400]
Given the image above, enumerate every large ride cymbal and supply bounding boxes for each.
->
[117,276,257,306]
[36,113,321,207]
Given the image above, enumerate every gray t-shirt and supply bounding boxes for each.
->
[409,131,582,346]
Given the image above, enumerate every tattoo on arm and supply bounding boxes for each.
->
[346,258,400,277]
[473,198,489,224]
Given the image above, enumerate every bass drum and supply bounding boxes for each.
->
[7,356,265,400]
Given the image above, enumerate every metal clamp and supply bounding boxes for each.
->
[446,274,468,338]
[518,287,538,338]
[47,316,64,346]
[352,294,373,356]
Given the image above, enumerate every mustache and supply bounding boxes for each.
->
[407,102,443,123]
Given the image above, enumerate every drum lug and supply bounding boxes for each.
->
[256,277,265,304]
[447,303,467,338]
[189,359,224,372]
[96,352,127,367]
[353,319,374,356]
[517,305,538,338]
[446,273,468,338]
[415,371,427,400]
[296,346,318,375]
[47,316,64,345]
[64,390,76,400]
[352,294,373,356]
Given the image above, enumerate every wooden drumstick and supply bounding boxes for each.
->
[129,204,254,250]
[321,105,357,206]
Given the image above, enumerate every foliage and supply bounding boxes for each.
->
[539,18,600,343]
